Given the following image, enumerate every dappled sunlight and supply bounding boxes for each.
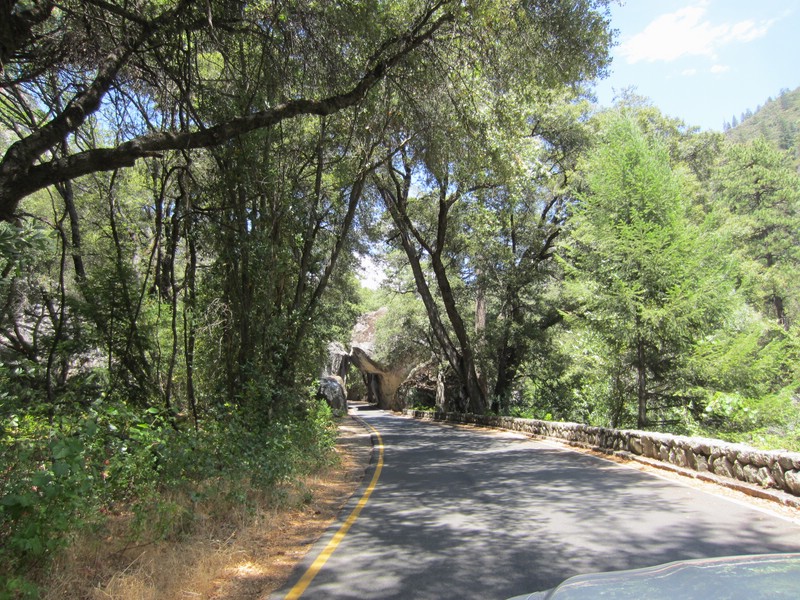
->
[291,412,800,600]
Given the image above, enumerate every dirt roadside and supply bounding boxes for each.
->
[40,412,374,600]
[206,413,374,600]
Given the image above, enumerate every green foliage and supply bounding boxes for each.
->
[563,110,732,428]
[726,86,800,161]
[0,399,131,589]
[712,137,800,327]
[3,3,800,592]
[0,222,50,276]
[370,289,432,369]
[697,389,800,451]
[0,390,336,595]
[687,304,800,448]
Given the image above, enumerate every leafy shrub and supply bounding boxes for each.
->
[0,389,337,597]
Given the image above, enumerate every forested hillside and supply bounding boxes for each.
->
[365,91,800,448]
[725,86,800,161]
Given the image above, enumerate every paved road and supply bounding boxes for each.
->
[276,408,800,599]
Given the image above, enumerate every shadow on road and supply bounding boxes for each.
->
[292,411,800,600]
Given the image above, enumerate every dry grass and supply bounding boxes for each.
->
[37,416,373,600]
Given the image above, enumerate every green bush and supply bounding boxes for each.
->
[0,390,337,597]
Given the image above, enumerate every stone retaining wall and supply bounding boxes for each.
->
[404,410,800,499]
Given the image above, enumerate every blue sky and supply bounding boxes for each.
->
[593,0,800,131]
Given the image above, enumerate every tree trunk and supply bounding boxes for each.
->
[45,212,69,410]
[184,224,198,430]
[235,183,252,384]
[637,337,647,429]
[428,253,487,414]
[493,335,518,414]
[766,253,789,330]
[164,170,188,410]
[474,278,489,408]
[56,177,86,281]
[378,162,486,414]
[105,172,155,400]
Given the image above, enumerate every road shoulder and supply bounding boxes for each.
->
[207,413,374,600]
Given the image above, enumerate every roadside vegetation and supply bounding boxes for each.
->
[1,1,798,596]
[367,92,800,452]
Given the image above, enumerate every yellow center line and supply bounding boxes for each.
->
[283,417,384,600]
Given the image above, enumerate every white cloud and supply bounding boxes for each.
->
[619,3,773,64]
[682,68,698,76]
[710,64,730,74]
[728,19,771,42]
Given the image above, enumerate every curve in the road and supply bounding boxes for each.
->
[283,416,384,600]
[277,410,800,600]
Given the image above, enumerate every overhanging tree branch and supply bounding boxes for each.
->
[0,0,55,71]
[0,5,456,221]
[0,0,196,218]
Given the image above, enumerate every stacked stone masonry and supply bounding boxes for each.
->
[405,410,800,498]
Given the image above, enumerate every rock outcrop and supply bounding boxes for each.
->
[349,307,431,410]
[350,307,388,354]
[319,306,444,411]
[318,343,351,411]
[396,361,438,409]
[326,342,350,381]
[349,346,415,411]
[317,375,347,412]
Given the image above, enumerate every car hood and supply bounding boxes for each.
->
[507,553,800,600]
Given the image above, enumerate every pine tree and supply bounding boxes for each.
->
[713,138,800,329]
[566,113,729,428]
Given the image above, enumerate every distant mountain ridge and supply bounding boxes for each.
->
[725,86,800,163]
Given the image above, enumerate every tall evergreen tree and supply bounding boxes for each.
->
[712,138,800,330]
[565,113,728,428]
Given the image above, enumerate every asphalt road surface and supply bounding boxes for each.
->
[275,408,800,600]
